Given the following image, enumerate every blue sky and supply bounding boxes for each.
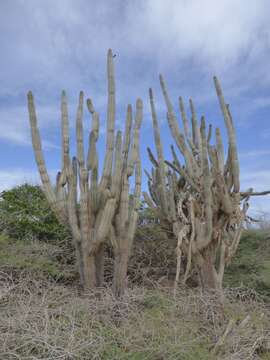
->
[1,0,270,215]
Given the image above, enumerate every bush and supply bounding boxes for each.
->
[224,229,270,299]
[0,183,68,243]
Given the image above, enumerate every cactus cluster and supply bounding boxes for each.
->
[28,49,270,298]
[27,50,142,295]
[145,75,251,294]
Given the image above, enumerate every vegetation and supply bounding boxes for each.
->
[225,229,270,299]
[0,184,269,358]
[27,49,142,296]
[144,75,259,298]
[1,48,269,358]
[26,49,270,302]
[0,183,67,243]
[1,273,269,359]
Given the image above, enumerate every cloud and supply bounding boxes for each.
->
[0,169,40,191]
[1,0,269,97]
[239,150,270,158]
[0,0,268,152]
[0,103,62,147]
[1,0,270,217]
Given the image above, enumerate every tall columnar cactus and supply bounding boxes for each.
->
[110,101,142,297]
[27,50,143,293]
[145,75,260,294]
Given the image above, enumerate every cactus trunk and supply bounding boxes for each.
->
[83,253,98,288]
[196,251,221,292]
[113,248,129,298]
[95,244,105,287]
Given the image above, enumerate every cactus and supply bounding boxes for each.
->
[145,75,266,295]
[111,99,143,297]
[27,50,142,292]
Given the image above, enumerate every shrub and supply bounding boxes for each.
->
[0,183,68,243]
[224,229,270,299]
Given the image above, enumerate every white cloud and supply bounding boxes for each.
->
[1,0,269,93]
[0,169,40,191]
[0,0,269,147]
[239,150,270,158]
[0,103,60,146]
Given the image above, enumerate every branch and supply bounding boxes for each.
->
[240,190,270,197]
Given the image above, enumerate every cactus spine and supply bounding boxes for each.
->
[27,50,142,294]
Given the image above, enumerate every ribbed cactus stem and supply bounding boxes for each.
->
[127,98,143,176]
[27,50,142,293]
[27,92,66,224]
[100,49,116,190]
[61,91,70,173]
[149,88,168,216]
[146,73,254,296]
[214,76,240,192]
[76,91,85,168]
[111,97,143,298]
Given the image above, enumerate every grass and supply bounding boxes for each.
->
[225,229,270,299]
[0,234,76,283]
[0,230,270,359]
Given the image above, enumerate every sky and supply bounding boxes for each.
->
[1,0,270,216]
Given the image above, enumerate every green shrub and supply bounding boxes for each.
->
[0,183,68,243]
[224,229,270,298]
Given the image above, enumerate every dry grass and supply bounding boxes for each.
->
[0,272,269,360]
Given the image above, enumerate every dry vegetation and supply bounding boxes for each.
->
[0,270,269,360]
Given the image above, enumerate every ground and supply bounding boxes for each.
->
[0,231,270,359]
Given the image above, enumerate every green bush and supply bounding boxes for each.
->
[224,229,270,298]
[0,183,68,243]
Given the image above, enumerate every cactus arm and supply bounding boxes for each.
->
[75,91,90,249]
[127,161,142,250]
[111,131,123,199]
[86,98,100,139]
[167,172,176,222]
[149,88,168,215]
[179,96,197,154]
[61,91,70,174]
[179,96,191,140]
[91,198,116,253]
[122,104,133,169]
[195,117,213,251]
[118,175,130,234]
[127,99,143,176]
[189,98,202,153]
[87,131,98,171]
[86,99,100,217]
[66,157,80,240]
[100,49,116,190]
[27,91,66,223]
[214,76,240,192]
[76,91,85,169]
[215,128,224,173]
[207,124,212,144]
[143,191,156,208]
[160,75,198,178]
